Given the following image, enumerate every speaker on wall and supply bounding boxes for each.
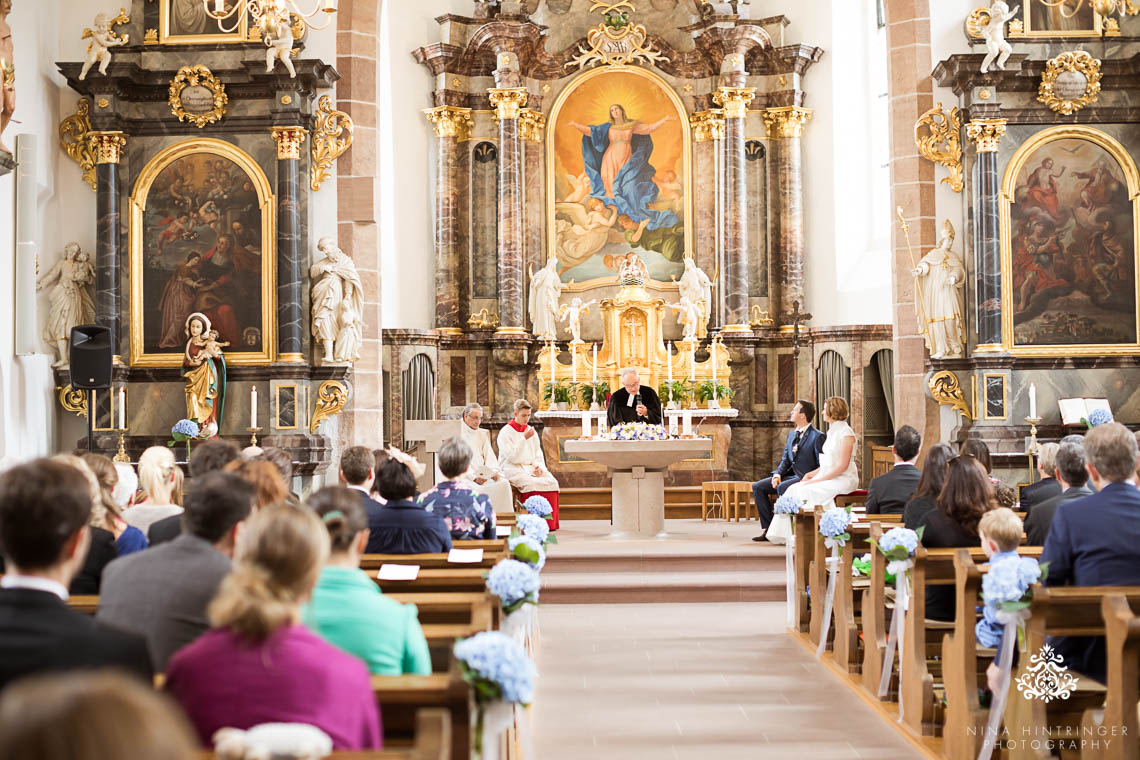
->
[69,326,113,390]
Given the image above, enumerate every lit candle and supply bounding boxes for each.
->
[251,385,258,428]
[581,411,590,439]
[682,410,692,437]
[592,343,597,383]
[118,386,125,430]
[668,342,673,382]
[1029,383,1037,419]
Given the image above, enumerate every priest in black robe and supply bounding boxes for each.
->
[607,368,663,427]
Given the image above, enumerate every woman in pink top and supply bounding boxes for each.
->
[165,505,381,750]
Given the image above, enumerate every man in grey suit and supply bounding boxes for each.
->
[97,471,254,671]
[1025,437,1091,546]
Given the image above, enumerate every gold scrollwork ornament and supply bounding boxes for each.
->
[310,380,349,433]
[518,109,546,143]
[467,308,500,330]
[928,371,973,419]
[1037,51,1102,115]
[169,65,229,129]
[965,7,992,37]
[57,385,89,418]
[59,99,97,191]
[568,4,669,70]
[310,95,354,191]
[914,103,964,193]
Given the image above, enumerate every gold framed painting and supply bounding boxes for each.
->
[129,138,276,367]
[1022,0,1106,36]
[546,65,692,287]
[1000,125,1140,356]
[160,0,249,45]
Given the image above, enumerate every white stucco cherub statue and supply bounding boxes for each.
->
[79,12,128,81]
[979,1,1019,74]
[913,220,966,360]
[310,237,364,364]
[213,723,333,760]
[528,258,564,340]
[558,296,596,344]
[669,297,704,343]
[263,13,297,78]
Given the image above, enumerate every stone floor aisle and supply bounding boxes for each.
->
[532,601,922,760]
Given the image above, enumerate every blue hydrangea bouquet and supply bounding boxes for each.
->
[604,422,671,441]
[167,418,202,458]
[516,513,557,546]
[509,535,546,571]
[523,495,553,518]
[485,559,540,614]
[1083,408,1114,429]
[454,631,536,756]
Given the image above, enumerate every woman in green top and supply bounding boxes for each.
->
[302,487,432,675]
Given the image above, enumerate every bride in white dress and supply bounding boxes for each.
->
[783,396,859,511]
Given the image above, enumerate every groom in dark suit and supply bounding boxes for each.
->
[751,400,826,541]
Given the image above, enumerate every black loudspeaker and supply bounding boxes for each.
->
[69,326,113,390]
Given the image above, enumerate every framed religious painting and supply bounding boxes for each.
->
[129,138,276,367]
[547,66,691,286]
[1022,0,1105,36]
[159,0,249,45]
[1000,125,1140,356]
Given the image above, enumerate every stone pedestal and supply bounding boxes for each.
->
[564,439,713,537]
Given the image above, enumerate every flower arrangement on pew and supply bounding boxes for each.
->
[975,554,1051,760]
[516,513,557,546]
[454,631,536,758]
[867,526,922,707]
[815,506,853,657]
[1084,407,1114,428]
[486,559,541,614]
[508,535,546,571]
[523,495,553,519]
[604,422,671,441]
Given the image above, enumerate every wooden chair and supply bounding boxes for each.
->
[726,481,755,521]
[700,481,731,520]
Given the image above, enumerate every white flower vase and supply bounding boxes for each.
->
[707,399,721,410]
[666,400,679,410]
[474,700,516,760]
[553,401,569,412]
[590,401,603,412]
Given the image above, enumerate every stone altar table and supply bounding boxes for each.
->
[563,439,713,538]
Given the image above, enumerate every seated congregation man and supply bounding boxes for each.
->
[365,447,452,554]
[607,368,663,427]
[457,402,513,514]
[0,459,152,690]
[149,439,240,546]
[339,445,385,525]
[1020,441,1062,516]
[1025,436,1090,546]
[751,400,825,542]
[96,471,255,671]
[419,437,497,540]
[498,399,561,529]
[864,425,922,515]
[1041,422,1140,684]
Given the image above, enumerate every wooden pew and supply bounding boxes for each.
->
[1082,594,1140,760]
[860,522,891,697]
[373,569,491,595]
[374,665,472,760]
[193,708,449,760]
[832,521,876,673]
[1003,586,1140,760]
[360,552,504,572]
[792,508,816,633]
[940,549,993,760]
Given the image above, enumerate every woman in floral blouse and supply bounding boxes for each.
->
[419,438,497,540]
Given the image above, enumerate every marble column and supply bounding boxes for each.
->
[425,107,473,334]
[520,108,547,291]
[713,88,755,333]
[270,126,308,362]
[90,131,127,360]
[762,106,812,327]
[689,110,724,323]
[489,87,529,335]
[966,119,1007,352]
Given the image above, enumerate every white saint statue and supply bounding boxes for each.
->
[678,257,713,337]
[914,220,966,360]
[558,297,596,344]
[979,2,1019,74]
[528,258,563,339]
[79,13,127,80]
[310,237,365,363]
[36,243,95,368]
[456,403,514,515]
[263,14,297,78]
[669,297,704,343]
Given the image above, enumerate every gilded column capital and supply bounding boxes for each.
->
[689,109,725,142]
[270,126,308,160]
[518,109,546,142]
[488,87,529,120]
[712,87,756,119]
[762,107,812,139]
[88,131,127,165]
[423,106,474,140]
[965,118,1007,153]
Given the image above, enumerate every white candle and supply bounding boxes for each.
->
[214,0,224,13]
[1029,383,1037,419]
[118,387,125,430]
[668,412,678,436]
[592,343,598,383]
[689,344,695,382]
[668,342,673,382]
[682,410,692,437]
[571,349,578,383]
[712,340,718,384]
[549,342,556,387]
[251,385,258,428]
[581,411,590,439]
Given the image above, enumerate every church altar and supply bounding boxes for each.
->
[564,438,713,538]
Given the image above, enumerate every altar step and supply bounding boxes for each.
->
[542,519,784,604]
[559,485,758,521]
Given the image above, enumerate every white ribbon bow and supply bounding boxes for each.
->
[816,540,843,657]
[977,608,1031,760]
[878,558,914,722]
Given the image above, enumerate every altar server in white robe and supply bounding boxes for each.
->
[497,399,560,529]
[457,402,514,515]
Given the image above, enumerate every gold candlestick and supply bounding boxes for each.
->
[112,428,129,463]
[1025,416,1041,484]
[247,427,263,447]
